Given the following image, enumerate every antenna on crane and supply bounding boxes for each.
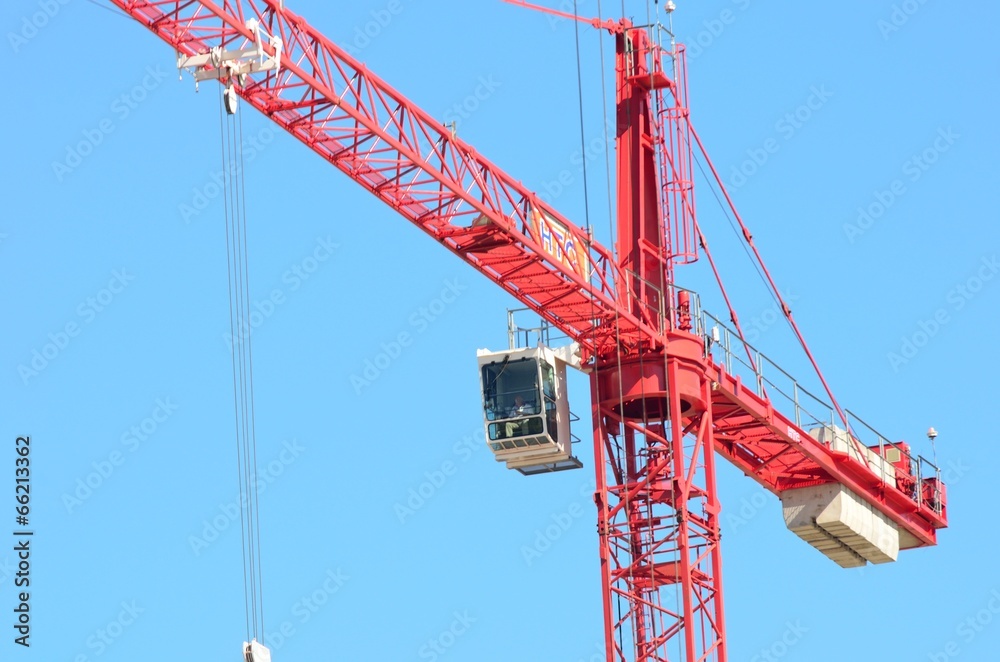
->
[664,2,677,45]
[927,426,939,468]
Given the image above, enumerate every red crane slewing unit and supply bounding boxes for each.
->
[108,2,947,660]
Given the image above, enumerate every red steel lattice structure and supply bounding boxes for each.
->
[108,2,948,660]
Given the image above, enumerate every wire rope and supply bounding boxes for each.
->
[219,88,265,644]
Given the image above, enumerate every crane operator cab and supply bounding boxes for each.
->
[477,344,583,475]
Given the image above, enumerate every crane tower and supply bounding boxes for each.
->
[106,2,949,660]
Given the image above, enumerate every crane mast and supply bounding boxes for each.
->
[592,23,724,659]
[107,2,948,660]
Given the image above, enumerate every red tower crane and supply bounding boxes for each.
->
[107,2,948,660]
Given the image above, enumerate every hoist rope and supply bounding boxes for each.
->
[573,1,592,235]
[614,11,661,655]
[592,2,629,654]
[218,89,265,643]
[644,1,676,650]
[237,100,267,648]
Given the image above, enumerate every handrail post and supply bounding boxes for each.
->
[793,382,800,428]
[915,460,923,510]
[727,328,734,375]
[755,350,763,397]
[879,435,885,470]
[661,293,667,335]
[936,465,943,514]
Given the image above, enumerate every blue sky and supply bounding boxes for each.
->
[2,1,998,660]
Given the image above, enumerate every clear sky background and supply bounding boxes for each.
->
[2,1,998,661]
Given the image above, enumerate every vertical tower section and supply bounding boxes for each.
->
[592,25,725,661]
[591,340,726,661]
[614,26,698,332]
[615,27,667,325]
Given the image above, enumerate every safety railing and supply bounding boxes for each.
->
[843,410,944,516]
[700,310,943,516]
[505,303,944,516]
[504,307,582,450]
[621,269,705,338]
[507,308,557,350]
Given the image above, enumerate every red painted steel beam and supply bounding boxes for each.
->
[108,0,664,359]
[708,366,945,546]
